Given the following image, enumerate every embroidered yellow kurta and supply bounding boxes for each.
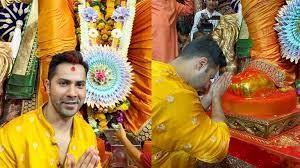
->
[152,61,230,167]
[0,106,101,168]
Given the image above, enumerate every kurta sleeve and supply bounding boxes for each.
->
[152,90,230,163]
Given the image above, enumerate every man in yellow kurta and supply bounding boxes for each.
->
[152,36,232,167]
[0,51,101,168]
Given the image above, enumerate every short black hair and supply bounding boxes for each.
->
[179,35,226,68]
[48,50,89,80]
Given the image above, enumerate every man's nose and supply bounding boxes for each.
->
[67,85,77,97]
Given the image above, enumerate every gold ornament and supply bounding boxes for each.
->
[212,14,239,74]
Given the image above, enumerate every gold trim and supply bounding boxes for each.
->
[226,111,300,138]
[249,59,286,87]
[12,0,38,76]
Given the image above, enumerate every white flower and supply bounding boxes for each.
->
[111,29,122,38]
[210,136,217,142]
[88,28,99,38]
[166,95,175,103]
[183,143,192,151]
[192,117,199,125]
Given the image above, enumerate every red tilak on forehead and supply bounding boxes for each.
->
[71,66,76,71]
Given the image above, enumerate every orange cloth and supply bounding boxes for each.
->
[241,0,295,85]
[37,56,51,106]
[37,0,77,106]
[124,0,152,134]
[38,0,77,58]
[152,0,193,63]
[222,89,297,117]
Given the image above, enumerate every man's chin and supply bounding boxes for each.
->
[59,110,78,118]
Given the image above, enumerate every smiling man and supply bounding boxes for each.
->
[0,51,101,168]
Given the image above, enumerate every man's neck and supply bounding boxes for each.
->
[43,104,74,133]
[170,58,189,82]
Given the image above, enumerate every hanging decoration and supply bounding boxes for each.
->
[74,0,136,134]
[275,0,300,64]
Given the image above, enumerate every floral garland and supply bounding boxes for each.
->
[74,0,136,135]
[75,0,135,49]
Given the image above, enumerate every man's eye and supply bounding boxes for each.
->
[59,82,67,86]
[77,83,85,88]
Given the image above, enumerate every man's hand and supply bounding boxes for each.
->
[65,148,100,168]
[114,124,127,143]
[209,72,232,122]
[211,72,232,99]
[112,124,143,167]
[201,72,232,111]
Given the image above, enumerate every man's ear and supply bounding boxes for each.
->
[45,79,50,94]
[195,57,208,71]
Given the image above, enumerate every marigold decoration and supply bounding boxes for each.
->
[76,0,136,50]
[75,0,146,136]
[275,0,300,64]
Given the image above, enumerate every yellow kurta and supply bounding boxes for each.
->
[0,106,101,168]
[152,61,230,168]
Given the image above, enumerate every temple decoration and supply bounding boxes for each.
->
[0,3,29,42]
[236,39,252,73]
[0,1,36,125]
[5,0,38,100]
[82,46,133,108]
[0,42,12,95]
[275,0,300,64]
[122,0,152,140]
[77,0,136,57]
[240,0,296,85]
[223,59,298,138]
[0,42,13,117]
[75,0,136,136]
[219,1,300,166]
[212,14,239,74]
[222,0,299,137]
[37,0,78,106]
[1,0,32,8]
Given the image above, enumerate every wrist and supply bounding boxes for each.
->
[212,95,221,102]
[119,135,128,143]
[204,93,212,100]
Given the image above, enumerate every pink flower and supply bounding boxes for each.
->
[95,70,106,81]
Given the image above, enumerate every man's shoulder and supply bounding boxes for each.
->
[1,110,37,132]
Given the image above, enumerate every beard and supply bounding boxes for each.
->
[50,97,84,118]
